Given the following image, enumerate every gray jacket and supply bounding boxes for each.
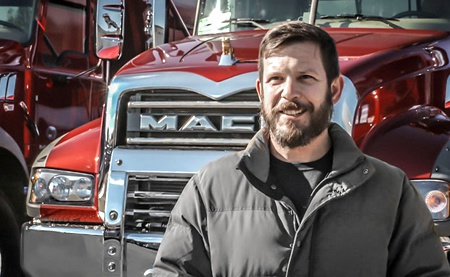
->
[153,123,450,276]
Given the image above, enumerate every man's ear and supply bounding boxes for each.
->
[331,75,344,104]
[256,79,263,101]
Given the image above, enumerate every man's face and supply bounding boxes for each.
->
[257,41,335,148]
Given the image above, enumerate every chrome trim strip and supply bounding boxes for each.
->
[105,171,128,228]
[127,191,180,199]
[445,75,450,108]
[110,148,234,173]
[109,71,257,102]
[125,210,171,217]
[128,101,260,109]
[125,232,164,244]
[126,137,250,146]
[31,135,66,168]
[331,76,357,135]
[24,223,104,236]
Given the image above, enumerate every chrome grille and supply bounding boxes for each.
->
[125,174,191,234]
[124,89,261,149]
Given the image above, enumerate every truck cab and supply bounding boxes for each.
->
[22,0,450,275]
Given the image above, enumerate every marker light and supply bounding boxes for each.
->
[412,179,449,220]
[425,190,448,213]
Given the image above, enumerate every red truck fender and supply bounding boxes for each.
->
[359,105,450,180]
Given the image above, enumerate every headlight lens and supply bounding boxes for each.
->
[412,179,449,220]
[33,177,50,202]
[49,176,71,201]
[30,169,95,204]
[73,177,93,200]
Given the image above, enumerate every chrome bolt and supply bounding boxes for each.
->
[108,262,116,272]
[107,246,117,256]
[109,210,118,220]
[116,159,122,166]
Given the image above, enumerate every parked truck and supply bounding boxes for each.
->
[0,0,109,275]
[0,0,193,274]
[21,0,450,275]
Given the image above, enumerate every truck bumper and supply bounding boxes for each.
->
[21,222,158,277]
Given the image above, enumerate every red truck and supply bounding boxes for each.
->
[0,0,110,274]
[21,0,450,275]
[0,0,192,274]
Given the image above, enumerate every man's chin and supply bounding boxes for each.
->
[271,127,302,142]
[275,121,308,134]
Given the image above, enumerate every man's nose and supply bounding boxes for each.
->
[280,78,300,100]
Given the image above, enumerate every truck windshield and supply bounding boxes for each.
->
[0,0,37,45]
[196,0,450,35]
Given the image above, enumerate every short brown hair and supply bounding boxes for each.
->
[258,21,340,86]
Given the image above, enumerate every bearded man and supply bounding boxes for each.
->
[153,21,449,276]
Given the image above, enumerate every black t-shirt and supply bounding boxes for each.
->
[269,148,333,218]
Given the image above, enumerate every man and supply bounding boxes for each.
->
[153,21,450,276]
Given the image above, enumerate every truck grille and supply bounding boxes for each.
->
[125,173,191,234]
[123,89,261,150]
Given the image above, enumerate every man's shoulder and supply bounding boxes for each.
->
[192,151,257,198]
[192,151,246,188]
[199,151,242,175]
[361,154,410,196]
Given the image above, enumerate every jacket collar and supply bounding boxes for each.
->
[239,129,271,183]
[238,123,370,188]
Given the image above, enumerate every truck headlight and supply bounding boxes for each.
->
[30,169,94,204]
[411,179,449,220]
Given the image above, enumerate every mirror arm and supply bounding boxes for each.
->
[67,59,103,80]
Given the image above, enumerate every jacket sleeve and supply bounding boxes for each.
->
[387,174,450,276]
[153,174,213,277]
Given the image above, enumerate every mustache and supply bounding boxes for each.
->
[273,100,314,113]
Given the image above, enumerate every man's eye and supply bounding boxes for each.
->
[268,76,282,83]
[300,75,314,80]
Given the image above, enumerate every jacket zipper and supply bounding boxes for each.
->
[283,158,366,276]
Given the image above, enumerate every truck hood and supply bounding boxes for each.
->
[0,38,25,66]
[44,118,102,174]
[117,28,448,82]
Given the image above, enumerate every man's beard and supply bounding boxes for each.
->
[261,92,333,148]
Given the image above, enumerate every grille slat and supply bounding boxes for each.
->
[128,101,260,109]
[125,174,190,234]
[127,191,180,200]
[125,210,172,217]
[127,137,250,146]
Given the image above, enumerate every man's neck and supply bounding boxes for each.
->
[269,129,332,163]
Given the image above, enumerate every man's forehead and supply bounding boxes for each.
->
[263,43,323,70]
[265,40,320,56]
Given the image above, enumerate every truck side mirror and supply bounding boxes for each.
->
[96,0,125,60]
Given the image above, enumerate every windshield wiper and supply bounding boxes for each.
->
[320,14,403,29]
[224,18,270,29]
